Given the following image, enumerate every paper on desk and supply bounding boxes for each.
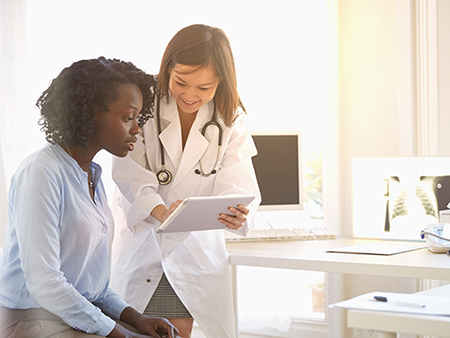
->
[326,241,426,255]
[331,291,450,316]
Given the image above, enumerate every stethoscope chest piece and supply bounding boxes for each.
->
[157,168,172,185]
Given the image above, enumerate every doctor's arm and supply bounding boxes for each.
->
[112,134,168,232]
[212,115,261,235]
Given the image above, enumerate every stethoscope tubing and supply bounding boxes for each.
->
[420,230,450,241]
[156,96,165,167]
[155,96,223,184]
[201,119,223,147]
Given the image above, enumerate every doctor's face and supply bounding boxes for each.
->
[169,64,220,115]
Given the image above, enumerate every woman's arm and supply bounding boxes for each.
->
[212,114,262,234]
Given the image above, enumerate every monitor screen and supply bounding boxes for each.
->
[251,131,303,211]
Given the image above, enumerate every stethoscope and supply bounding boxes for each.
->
[156,97,223,185]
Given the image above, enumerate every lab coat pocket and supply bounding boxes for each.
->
[113,228,153,270]
[182,231,228,270]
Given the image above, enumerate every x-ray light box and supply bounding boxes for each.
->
[353,157,450,240]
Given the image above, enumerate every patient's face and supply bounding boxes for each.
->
[91,84,143,157]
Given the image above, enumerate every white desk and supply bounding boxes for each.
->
[227,238,450,280]
[226,238,450,337]
[347,284,450,338]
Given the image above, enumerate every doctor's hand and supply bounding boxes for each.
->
[151,200,184,223]
[219,204,249,230]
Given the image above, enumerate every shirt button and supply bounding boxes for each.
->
[146,279,151,283]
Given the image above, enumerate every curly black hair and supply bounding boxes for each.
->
[37,57,157,148]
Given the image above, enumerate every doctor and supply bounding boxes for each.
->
[110,24,261,338]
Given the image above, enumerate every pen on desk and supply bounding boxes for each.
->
[373,295,426,308]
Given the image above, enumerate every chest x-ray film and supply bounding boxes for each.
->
[353,158,450,240]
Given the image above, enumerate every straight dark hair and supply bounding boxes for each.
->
[158,24,245,126]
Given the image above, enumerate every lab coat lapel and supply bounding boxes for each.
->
[159,100,182,169]
[171,103,213,189]
[159,119,182,169]
[171,125,209,188]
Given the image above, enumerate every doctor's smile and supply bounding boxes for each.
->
[180,97,200,106]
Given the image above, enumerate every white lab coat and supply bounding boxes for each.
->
[110,96,261,338]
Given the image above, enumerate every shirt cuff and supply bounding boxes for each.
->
[96,314,117,337]
[102,297,130,320]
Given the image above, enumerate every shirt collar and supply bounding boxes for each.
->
[53,143,102,186]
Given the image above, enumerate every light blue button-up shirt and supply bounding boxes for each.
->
[0,143,129,336]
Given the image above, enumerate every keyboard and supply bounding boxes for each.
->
[224,227,336,242]
[309,227,337,240]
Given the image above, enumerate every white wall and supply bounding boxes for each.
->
[338,1,402,337]
[0,0,27,249]
[0,142,6,249]
[339,0,400,237]
[438,0,450,155]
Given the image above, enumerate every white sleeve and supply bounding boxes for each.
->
[212,114,262,236]
[112,134,165,233]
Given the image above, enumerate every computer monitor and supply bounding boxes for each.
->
[251,131,303,211]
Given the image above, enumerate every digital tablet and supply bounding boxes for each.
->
[157,195,256,233]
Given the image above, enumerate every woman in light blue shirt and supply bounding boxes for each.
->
[0,57,178,338]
